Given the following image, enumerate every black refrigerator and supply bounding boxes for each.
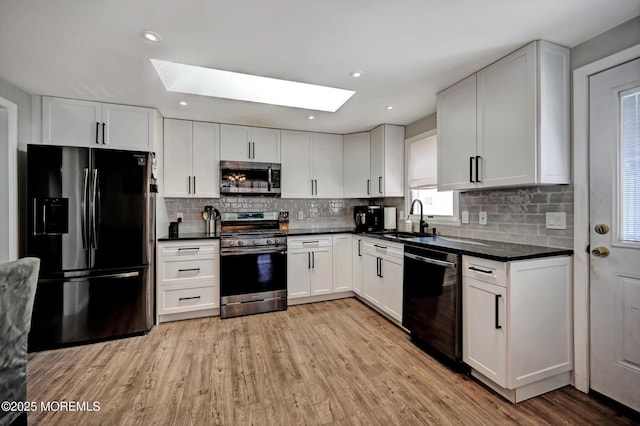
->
[26,144,155,351]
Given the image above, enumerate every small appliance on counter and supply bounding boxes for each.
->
[384,207,397,230]
[354,205,383,232]
[168,221,179,238]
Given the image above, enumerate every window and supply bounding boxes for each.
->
[621,87,640,243]
[405,132,458,223]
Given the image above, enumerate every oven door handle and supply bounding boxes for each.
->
[404,252,456,268]
[221,248,287,256]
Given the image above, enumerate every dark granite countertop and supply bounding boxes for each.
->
[158,232,221,241]
[286,227,357,236]
[363,233,572,262]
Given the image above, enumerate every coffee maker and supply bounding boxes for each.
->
[354,205,383,232]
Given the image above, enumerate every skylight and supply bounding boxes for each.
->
[150,59,356,112]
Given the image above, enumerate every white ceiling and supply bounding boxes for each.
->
[0,0,638,134]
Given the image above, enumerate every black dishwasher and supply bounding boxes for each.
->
[403,245,462,364]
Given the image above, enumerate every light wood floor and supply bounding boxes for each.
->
[27,298,635,425]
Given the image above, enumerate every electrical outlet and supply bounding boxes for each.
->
[177,212,183,222]
[298,211,304,220]
[461,211,470,224]
[479,211,488,225]
[546,212,566,230]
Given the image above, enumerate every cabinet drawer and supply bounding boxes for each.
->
[158,241,218,257]
[362,239,403,260]
[462,256,507,287]
[160,258,216,284]
[287,235,332,249]
[159,284,217,313]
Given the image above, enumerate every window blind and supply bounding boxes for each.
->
[621,88,640,243]
[408,135,437,188]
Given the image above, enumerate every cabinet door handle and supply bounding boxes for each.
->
[178,268,201,272]
[102,123,106,144]
[367,179,370,195]
[358,239,361,257]
[379,258,383,278]
[248,142,251,159]
[252,142,255,159]
[95,122,100,144]
[378,176,382,194]
[376,257,380,277]
[475,156,481,182]
[193,176,196,194]
[188,176,191,194]
[179,296,201,301]
[308,252,311,269]
[495,294,502,329]
[311,179,314,195]
[469,157,475,183]
[312,251,315,268]
[469,266,493,274]
[314,179,318,195]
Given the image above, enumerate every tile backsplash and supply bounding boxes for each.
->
[161,185,574,249]
[434,185,574,249]
[162,196,401,234]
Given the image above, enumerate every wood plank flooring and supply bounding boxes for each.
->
[27,298,635,425]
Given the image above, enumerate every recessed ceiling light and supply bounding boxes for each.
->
[142,31,161,42]
[350,71,362,78]
[178,100,188,106]
[386,105,393,110]
[150,59,356,112]
[308,115,315,120]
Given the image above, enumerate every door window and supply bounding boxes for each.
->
[620,87,640,243]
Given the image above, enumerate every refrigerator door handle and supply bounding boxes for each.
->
[81,168,89,249]
[91,169,99,249]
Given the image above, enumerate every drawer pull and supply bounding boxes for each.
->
[303,241,319,245]
[178,268,201,272]
[469,266,493,274]
[374,244,387,250]
[178,247,200,251]
[179,296,201,301]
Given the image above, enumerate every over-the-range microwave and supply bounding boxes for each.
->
[220,161,281,196]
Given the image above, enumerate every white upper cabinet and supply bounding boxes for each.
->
[437,40,570,191]
[437,75,478,191]
[281,130,343,198]
[343,132,371,198]
[164,119,219,198]
[370,124,405,197]
[101,103,155,151]
[219,124,280,163]
[42,96,156,151]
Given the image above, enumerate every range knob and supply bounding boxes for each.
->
[266,239,273,245]
[274,238,281,244]
[252,240,258,245]
[237,240,244,246]
[228,240,235,247]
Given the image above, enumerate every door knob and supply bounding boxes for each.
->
[591,246,610,257]
[594,224,609,234]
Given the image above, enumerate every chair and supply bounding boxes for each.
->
[0,258,40,426]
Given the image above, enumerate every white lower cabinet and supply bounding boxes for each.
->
[361,238,404,323]
[462,255,573,402]
[156,240,219,323]
[352,236,364,296]
[287,236,333,299]
[332,234,353,292]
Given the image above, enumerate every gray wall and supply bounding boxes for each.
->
[405,113,436,139]
[571,16,640,70]
[0,76,32,258]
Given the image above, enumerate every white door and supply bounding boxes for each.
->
[352,238,364,295]
[220,124,251,161]
[362,252,383,307]
[280,130,312,198]
[102,103,153,151]
[332,235,352,292]
[287,251,311,299]
[192,122,220,198]
[312,133,343,198]
[310,247,333,295]
[343,132,370,198]
[589,57,640,412]
[163,119,192,198]
[369,125,384,197]
[251,127,280,163]
[381,256,403,322]
[42,96,101,147]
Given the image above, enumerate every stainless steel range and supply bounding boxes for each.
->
[219,212,287,319]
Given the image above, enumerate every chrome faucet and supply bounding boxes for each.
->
[410,199,429,235]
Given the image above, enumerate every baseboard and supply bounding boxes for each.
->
[157,308,219,323]
[287,291,355,306]
[471,369,571,403]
